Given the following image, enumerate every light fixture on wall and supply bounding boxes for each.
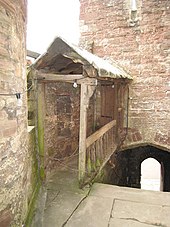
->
[112,84,114,88]
[73,80,78,88]
[16,93,22,107]
[130,0,138,26]
[131,0,137,11]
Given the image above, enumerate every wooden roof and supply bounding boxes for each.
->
[32,37,132,80]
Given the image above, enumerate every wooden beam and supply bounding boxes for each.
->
[79,83,88,182]
[27,50,40,59]
[86,120,116,148]
[37,82,45,180]
[37,72,84,82]
[78,82,97,184]
[37,72,98,86]
[78,77,97,85]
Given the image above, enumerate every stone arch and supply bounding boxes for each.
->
[124,146,170,191]
[103,145,170,192]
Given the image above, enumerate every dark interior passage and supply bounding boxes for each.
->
[102,145,170,192]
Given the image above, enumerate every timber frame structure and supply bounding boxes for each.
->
[30,37,132,186]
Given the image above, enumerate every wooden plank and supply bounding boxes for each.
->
[37,72,83,82]
[91,143,96,172]
[103,135,107,156]
[101,85,114,118]
[97,139,102,160]
[100,137,104,159]
[79,84,88,182]
[113,82,118,142]
[37,72,97,85]
[27,50,40,59]
[86,148,91,176]
[86,120,116,148]
[78,77,97,85]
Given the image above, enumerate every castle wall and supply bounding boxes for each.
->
[80,0,170,151]
[0,1,34,225]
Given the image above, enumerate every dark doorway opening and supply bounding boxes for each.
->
[103,145,170,192]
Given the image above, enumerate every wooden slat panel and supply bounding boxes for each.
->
[101,85,115,117]
[86,148,91,176]
[86,120,116,148]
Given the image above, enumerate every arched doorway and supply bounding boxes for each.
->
[140,158,162,191]
[103,145,170,192]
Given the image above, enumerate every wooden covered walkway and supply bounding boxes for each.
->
[29,37,132,186]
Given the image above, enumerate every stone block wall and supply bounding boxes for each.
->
[0,0,34,225]
[80,0,170,151]
[44,82,96,173]
[44,82,81,171]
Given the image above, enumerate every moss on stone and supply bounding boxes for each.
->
[25,81,46,225]
[40,167,45,180]
[37,84,45,181]
[48,148,55,156]
[28,131,39,189]
[24,181,41,227]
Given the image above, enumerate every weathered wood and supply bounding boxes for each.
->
[37,72,83,82]
[79,82,97,183]
[103,135,106,156]
[79,84,88,181]
[97,139,102,160]
[86,120,116,148]
[99,137,103,159]
[106,132,109,152]
[91,143,96,172]
[78,77,97,85]
[37,72,98,86]
[86,148,91,176]
[113,82,118,142]
[27,50,40,59]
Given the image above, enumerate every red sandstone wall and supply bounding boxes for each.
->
[44,82,96,172]
[44,82,80,171]
[80,0,170,151]
[0,0,29,226]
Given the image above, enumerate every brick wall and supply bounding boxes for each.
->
[0,0,30,225]
[80,0,170,151]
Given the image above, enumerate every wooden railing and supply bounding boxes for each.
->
[85,120,116,180]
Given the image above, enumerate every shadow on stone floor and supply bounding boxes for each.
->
[31,157,90,227]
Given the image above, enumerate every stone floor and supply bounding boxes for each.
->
[31,160,170,227]
[66,183,170,227]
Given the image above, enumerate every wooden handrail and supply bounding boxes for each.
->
[86,120,116,148]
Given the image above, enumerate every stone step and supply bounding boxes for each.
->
[31,186,47,227]
[90,183,170,206]
[65,183,170,227]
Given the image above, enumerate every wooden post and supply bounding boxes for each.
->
[37,82,45,180]
[114,81,118,143]
[78,80,97,184]
[79,83,88,183]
